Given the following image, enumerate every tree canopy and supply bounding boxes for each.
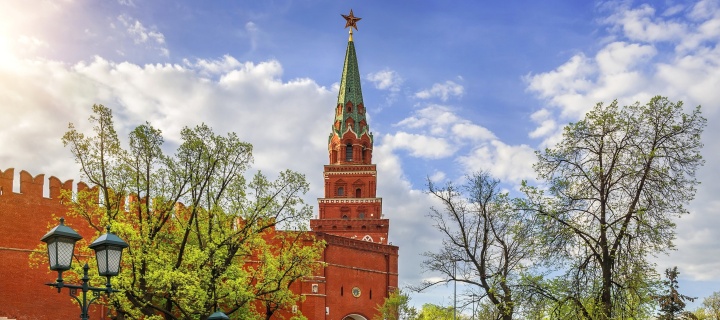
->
[418,171,540,319]
[418,96,706,319]
[53,104,324,319]
[523,96,705,319]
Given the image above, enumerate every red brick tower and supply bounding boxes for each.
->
[310,11,389,246]
[299,12,398,320]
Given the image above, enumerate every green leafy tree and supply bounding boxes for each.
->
[374,289,418,320]
[701,291,720,320]
[56,104,324,319]
[656,267,696,320]
[415,303,468,320]
[692,306,714,320]
[419,171,540,319]
[523,96,706,319]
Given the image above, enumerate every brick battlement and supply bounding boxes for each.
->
[310,218,389,231]
[318,232,398,255]
[0,168,97,200]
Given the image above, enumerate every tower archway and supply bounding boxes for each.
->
[342,314,368,320]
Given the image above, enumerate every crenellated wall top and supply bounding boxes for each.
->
[0,168,95,199]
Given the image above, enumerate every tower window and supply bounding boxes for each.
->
[355,188,361,198]
[346,144,353,161]
[337,187,344,196]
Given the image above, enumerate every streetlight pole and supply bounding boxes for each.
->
[453,260,457,320]
[41,218,129,320]
[48,263,115,320]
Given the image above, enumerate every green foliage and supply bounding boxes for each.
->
[56,104,324,319]
[415,303,469,320]
[373,289,418,320]
[523,96,706,319]
[656,267,696,320]
[700,291,720,320]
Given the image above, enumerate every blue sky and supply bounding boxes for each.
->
[2,0,720,313]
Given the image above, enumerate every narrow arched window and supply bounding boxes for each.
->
[355,188,361,198]
[345,144,353,161]
[338,187,344,196]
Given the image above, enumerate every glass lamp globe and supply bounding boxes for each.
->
[40,217,83,272]
[88,226,129,277]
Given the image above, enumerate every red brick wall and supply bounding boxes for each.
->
[319,233,399,320]
[0,168,399,320]
[0,169,105,320]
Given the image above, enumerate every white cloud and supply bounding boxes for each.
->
[604,3,688,43]
[457,141,536,184]
[367,69,403,92]
[450,122,495,141]
[389,103,532,184]
[415,80,464,101]
[428,171,446,183]
[381,132,455,159]
[395,105,495,141]
[17,35,49,50]
[0,56,334,189]
[182,55,243,77]
[118,0,136,7]
[689,0,720,20]
[245,21,260,51]
[528,109,557,139]
[524,55,596,119]
[596,42,656,74]
[117,14,169,57]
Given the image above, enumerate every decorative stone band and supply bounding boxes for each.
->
[318,198,381,204]
[324,171,376,175]
[324,165,376,171]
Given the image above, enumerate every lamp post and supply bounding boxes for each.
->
[41,217,129,320]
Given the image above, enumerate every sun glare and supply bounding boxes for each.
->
[0,36,18,66]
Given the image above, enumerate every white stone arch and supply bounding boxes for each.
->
[361,234,373,242]
[342,314,368,320]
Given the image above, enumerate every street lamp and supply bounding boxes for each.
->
[41,217,129,320]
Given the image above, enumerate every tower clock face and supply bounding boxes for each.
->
[352,286,361,298]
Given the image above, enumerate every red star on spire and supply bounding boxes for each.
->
[342,9,362,31]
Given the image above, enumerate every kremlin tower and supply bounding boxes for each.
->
[310,9,389,247]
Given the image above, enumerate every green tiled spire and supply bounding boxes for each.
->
[330,35,372,142]
[330,12,372,144]
[337,40,364,107]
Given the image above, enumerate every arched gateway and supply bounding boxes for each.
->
[342,314,368,320]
